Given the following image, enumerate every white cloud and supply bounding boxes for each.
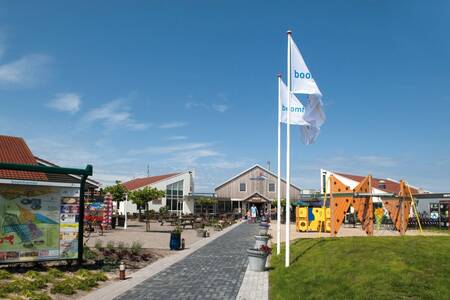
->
[84,100,148,130]
[212,104,229,113]
[165,135,188,141]
[128,142,212,156]
[202,160,247,169]
[158,121,187,129]
[28,138,99,168]
[48,93,81,113]
[185,94,229,113]
[0,54,51,88]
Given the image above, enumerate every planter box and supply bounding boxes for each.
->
[247,249,268,272]
[170,232,181,250]
[255,235,270,249]
[259,223,269,235]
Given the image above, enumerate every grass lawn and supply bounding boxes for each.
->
[269,236,450,300]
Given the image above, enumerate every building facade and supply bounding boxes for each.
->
[215,164,302,213]
[120,171,194,215]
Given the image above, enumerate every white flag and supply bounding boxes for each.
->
[304,94,325,128]
[288,35,326,144]
[279,79,309,126]
[300,125,320,145]
[298,95,325,144]
[290,37,322,96]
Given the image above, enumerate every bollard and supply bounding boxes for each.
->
[181,238,185,250]
[119,261,126,280]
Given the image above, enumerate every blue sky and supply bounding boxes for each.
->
[0,1,449,192]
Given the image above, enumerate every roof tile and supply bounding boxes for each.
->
[336,172,419,194]
[0,135,48,181]
[122,173,180,190]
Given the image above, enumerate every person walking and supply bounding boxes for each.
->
[251,204,258,223]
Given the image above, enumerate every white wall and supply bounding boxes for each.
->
[117,171,194,215]
[320,169,385,203]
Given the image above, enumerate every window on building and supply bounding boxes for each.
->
[322,173,327,193]
[268,183,276,192]
[166,180,184,211]
[239,183,246,192]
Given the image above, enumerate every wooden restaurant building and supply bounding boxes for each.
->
[214,164,302,214]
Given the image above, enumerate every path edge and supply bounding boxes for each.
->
[81,221,244,300]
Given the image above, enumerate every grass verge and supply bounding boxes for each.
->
[269,236,450,300]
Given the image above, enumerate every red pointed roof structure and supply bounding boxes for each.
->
[0,135,48,181]
[122,173,180,190]
[336,172,419,194]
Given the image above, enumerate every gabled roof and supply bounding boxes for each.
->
[244,192,270,202]
[215,164,302,191]
[123,173,180,190]
[35,156,100,189]
[0,135,47,181]
[335,172,420,194]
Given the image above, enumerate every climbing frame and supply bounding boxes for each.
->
[353,175,374,236]
[329,175,353,237]
[383,180,412,235]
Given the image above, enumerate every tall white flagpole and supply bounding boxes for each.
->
[285,30,292,267]
[276,73,282,255]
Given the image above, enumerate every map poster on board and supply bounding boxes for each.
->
[0,184,80,263]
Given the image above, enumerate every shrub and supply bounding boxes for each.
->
[131,241,142,255]
[75,268,91,277]
[0,269,11,280]
[29,292,52,300]
[71,277,97,291]
[94,240,103,250]
[117,241,126,251]
[51,279,75,295]
[28,277,47,290]
[91,272,108,282]
[106,241,115,252]
[4,279,29,294]
[47,268,64,281]
[83,246,97,260]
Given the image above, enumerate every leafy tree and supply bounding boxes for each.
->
[103,181,128,209]
[272,198,286,208]
[194,197,218,217]
[129,187,165,220]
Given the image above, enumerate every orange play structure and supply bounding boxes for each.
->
[328,175,420,237]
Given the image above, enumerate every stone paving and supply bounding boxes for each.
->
[236,266,269,300]
[115,223,259,300]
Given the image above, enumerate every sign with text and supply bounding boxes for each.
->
[0,184,80,263]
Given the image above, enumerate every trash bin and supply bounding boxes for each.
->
[117,216,125,227]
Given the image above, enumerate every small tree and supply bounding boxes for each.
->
[103,181,128,209]
[129,187,165,220]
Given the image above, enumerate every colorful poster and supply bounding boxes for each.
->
[0,184,80,263]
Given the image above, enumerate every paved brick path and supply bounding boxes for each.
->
[115,223,259,300]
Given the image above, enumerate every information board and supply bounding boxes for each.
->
[0,184,80,263]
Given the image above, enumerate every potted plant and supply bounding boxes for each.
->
[254,233,272,249]
[259,222,270,235]
[247,245,272,272]
[170,225,183,250]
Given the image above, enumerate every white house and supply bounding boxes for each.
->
[119,171,195,215]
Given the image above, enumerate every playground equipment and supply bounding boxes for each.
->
[295,206,330,232]
[295,174,428,237]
